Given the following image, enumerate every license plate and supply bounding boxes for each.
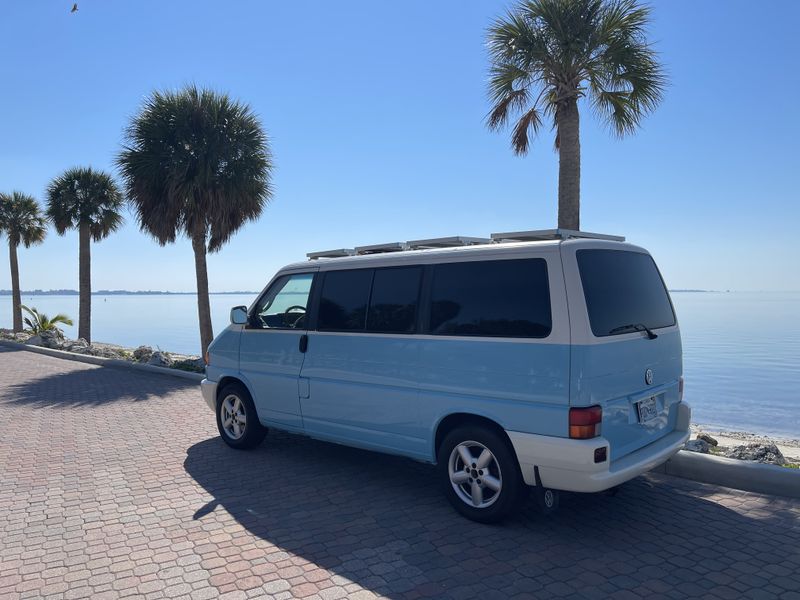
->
[637,396,659,423]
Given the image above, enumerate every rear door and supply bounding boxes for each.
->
[563,243,682,461]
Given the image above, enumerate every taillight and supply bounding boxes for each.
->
[678,376,684,402]
[569,405,602,439]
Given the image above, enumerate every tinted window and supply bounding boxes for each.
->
[366,267,422,333]
[577,249,675,337]
[252,273,313,329]
[429,259,551,338]
[318,269,372,331]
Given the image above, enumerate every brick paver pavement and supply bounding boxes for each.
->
[1,345,799,600]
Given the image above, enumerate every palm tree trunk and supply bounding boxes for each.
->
[191,232,214,357]
[78,222,91,343]
[556,98,581,230]
[9,241,22,333]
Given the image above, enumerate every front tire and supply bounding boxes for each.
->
[216,382,266,450]
[437,425,524,523]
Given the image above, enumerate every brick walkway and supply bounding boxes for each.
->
[1,346,799,600]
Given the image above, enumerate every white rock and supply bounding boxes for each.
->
[684,439,710,453]
[148,351,174,367]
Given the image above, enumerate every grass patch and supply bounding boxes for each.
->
[782,463,799,469]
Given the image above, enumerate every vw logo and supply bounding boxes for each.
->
[645,369,653,385]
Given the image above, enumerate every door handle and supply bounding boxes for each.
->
[299,334,308,353]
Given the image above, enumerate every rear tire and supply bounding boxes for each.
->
[437,425,524,523]
[216,382,266,450]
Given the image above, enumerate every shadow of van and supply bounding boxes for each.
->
[184,431,800,598]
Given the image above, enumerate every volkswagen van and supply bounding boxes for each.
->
[201,229,690,522]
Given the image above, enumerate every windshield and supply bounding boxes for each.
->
[577,249,676,337]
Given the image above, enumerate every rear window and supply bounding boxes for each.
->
[428,259,551,338]
[577,249,675,337]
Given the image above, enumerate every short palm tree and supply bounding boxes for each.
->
[0,192,47,332]
[46,167,124,343]
[117,85,273,355]
[486,0,665,230]
[21,305,74,335]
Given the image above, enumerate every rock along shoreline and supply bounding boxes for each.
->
[687,424,800,467]
[0,329,204,374]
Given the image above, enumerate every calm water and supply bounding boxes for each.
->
[1,291,798,438]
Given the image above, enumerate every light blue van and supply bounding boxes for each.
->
[201,229,690,522]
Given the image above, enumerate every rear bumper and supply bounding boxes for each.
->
[200,379,217,412]
[508,401,691,493]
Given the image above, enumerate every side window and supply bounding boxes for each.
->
[428,259,551,338]
[252,273,314,329]
[318,269,373,331]
[366,267,422,333]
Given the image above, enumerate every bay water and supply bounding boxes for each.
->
[1,291,797,438]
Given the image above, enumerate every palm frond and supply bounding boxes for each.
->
[511,106,544,155]
[585,0,666,136]
[49,314,74,327]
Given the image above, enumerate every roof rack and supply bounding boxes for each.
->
[354,242,409,255]
[307,248,356,259]
[406,236,492,249]
[307,229,625,259]
[490,228,625,242]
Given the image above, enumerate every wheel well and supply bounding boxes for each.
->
[215,376,247,405]
[434,413,513,457]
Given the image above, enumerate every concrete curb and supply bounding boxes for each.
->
[0,340,204,382]
[655,450,800,499]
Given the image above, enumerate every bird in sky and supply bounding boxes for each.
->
[71,3,78,13]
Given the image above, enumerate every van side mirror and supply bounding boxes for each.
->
[230,306,248,325]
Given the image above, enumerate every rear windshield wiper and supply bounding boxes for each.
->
[608,323,658,340]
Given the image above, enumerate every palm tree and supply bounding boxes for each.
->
[116,85,273,355]
[46,167,123,343]
[486,0,665,230]
[0,192,47,332]
[21,305,74,335]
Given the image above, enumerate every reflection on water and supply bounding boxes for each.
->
[1,291,797,437]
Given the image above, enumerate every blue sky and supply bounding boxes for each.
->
[1,0,798,292]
